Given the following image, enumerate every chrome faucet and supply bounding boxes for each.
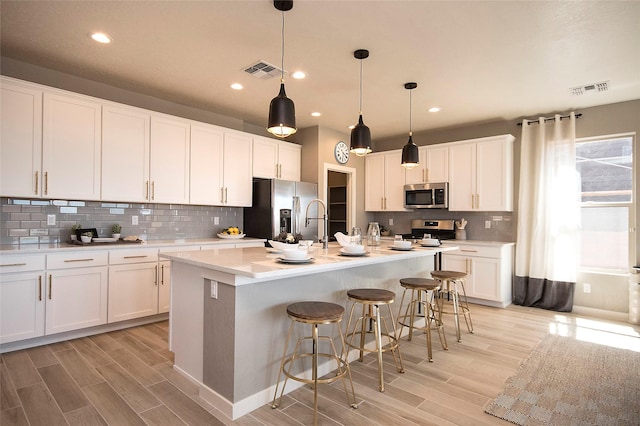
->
[304,198,328,249]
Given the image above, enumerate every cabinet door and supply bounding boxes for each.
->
[108,263,158,322]
[158,260,171,314]
[0,80,43,197]
[447,143,476,211]
[365,154,385,211]
[102,105,150,202]
[252,137,279,179]
[467,257,501,301]
[46,267,108,335]
[190,124,224,205]
[384,151,407,211]
[223,132,253,207]
[42,92,102,200]
[277,142,301,181]
[476,138,513,211]
[425,145,449,183]
[150,116,190,204]
[0,272,45,343]
[441,254,469,277]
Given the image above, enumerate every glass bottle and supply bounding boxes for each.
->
[367,222,380,246]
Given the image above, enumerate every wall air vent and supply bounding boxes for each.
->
[243,61,285,79]
[570,80,610,96]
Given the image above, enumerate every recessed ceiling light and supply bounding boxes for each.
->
[230,83,243,90]
[310,112,321,117]
[428,107,441,113]
[90,32,112,44]
[291,71,307,79]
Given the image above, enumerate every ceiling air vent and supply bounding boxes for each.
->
[570,80,610,96]
[243,61,285,80]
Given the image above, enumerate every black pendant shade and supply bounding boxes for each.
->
[267,83,296,137]
[350,114,372,156]
[267,0,296,138]
[401,82,419,168]
[401,135,419,168]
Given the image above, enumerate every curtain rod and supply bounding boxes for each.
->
[517,113,582,126]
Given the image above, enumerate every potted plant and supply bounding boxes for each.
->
[70,224,82,241]
[81,231,93,243]
[111,224,122,240]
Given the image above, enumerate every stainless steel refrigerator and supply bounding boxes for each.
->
[243,178,318,242]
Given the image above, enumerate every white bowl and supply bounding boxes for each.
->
[342,244,365,253]
[280,248,309,260]
[393,240,412,249]
[269,240,298,251]
[421,238,440,246]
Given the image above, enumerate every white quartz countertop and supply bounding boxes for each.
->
[160,242,458,284]
[0,237,266,254]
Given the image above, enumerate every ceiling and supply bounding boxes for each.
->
[2,0,639,140]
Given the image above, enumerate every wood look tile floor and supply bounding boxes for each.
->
[2,304,637,425]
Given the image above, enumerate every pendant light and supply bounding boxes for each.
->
[401,82,419,168]
[267,0,296,138]
[350,49,372,156]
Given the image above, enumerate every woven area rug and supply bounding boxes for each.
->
[485,333,640,425]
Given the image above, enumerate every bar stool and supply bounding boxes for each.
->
[430,270,474,342]
[345,288,404,392]
[271,301,357,425]
[396,277,448,362]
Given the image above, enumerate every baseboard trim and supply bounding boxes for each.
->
[572,305,629,323]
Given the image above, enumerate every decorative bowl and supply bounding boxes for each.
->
[280,248,309,260]
[393,240,412,249]
[342,244,365,253]
[217,233,246,239]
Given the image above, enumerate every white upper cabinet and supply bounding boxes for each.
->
[448,134,514,211]
[190,124,224,206]
[150,115,190,204]
[0,78,43,198]
[222,131,253,207]
[101,104,151,202]
[365,150,407,211]
[42,92,102,200]
[405,145,449,185]
[252,136,301,181]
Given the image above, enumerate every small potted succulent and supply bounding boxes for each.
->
[81,231,93,243]
[111,224,122,240]
[70,224,82,241]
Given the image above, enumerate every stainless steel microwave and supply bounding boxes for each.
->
[404,182,448,209]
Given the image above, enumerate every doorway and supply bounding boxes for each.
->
[322,163,357,241]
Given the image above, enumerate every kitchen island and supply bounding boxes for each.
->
[161,243,457,420]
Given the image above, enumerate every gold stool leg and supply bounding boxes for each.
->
[420,290,434,362]
[271,320,295,409]
[431,288,448,351]
[373,304,385,392]
[312,323,319,425]
[382,303,404,374]
[456,279,474,333]
[335,323,358,409]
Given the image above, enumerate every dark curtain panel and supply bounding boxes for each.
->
[514,276,575,312]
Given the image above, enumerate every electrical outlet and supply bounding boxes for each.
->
[132,215,138,225]
[389,218,394,226]
[583,283,591,293]
[47,214,56,226]
[214,216,220,225]
[210,281,218,299]
[485,220,491,229]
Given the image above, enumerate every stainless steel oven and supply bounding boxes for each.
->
[404,182,448,209]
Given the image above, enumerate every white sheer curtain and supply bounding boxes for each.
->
[514,112,580,311]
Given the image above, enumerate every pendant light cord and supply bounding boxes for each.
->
[280,10,285,83]
[409,88,412,136]
[359,57,363,115]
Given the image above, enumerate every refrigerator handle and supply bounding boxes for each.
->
[293,196,300,235]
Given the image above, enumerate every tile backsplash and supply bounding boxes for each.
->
[1,197,243,245]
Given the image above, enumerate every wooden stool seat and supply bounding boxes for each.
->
[345,288,403,392]
[431,270,467,280]
[347,288,395,304]
[399,277,440,291]
[287,301,344,323]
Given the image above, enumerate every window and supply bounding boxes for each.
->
[577,135,633,272]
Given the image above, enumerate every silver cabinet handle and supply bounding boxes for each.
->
[151,181,155,200]
[123,255,148,259]
[44,172,49,195]
[225,187,228,203]
[145,181,149,200]
[161,264,165,285]
[154,265,158,286]
[64,258,94,263]
[48,274,52,300]
[38,275,42,301]
[460,249,478,253]
[0,263,28,267]
[35,171,39,195]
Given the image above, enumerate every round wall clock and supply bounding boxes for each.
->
[334,140,350,164]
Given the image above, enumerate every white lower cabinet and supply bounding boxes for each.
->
[0,271,45,344]
[441,242,514,308]
[108,248,159,323]
[45,251,109,334]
